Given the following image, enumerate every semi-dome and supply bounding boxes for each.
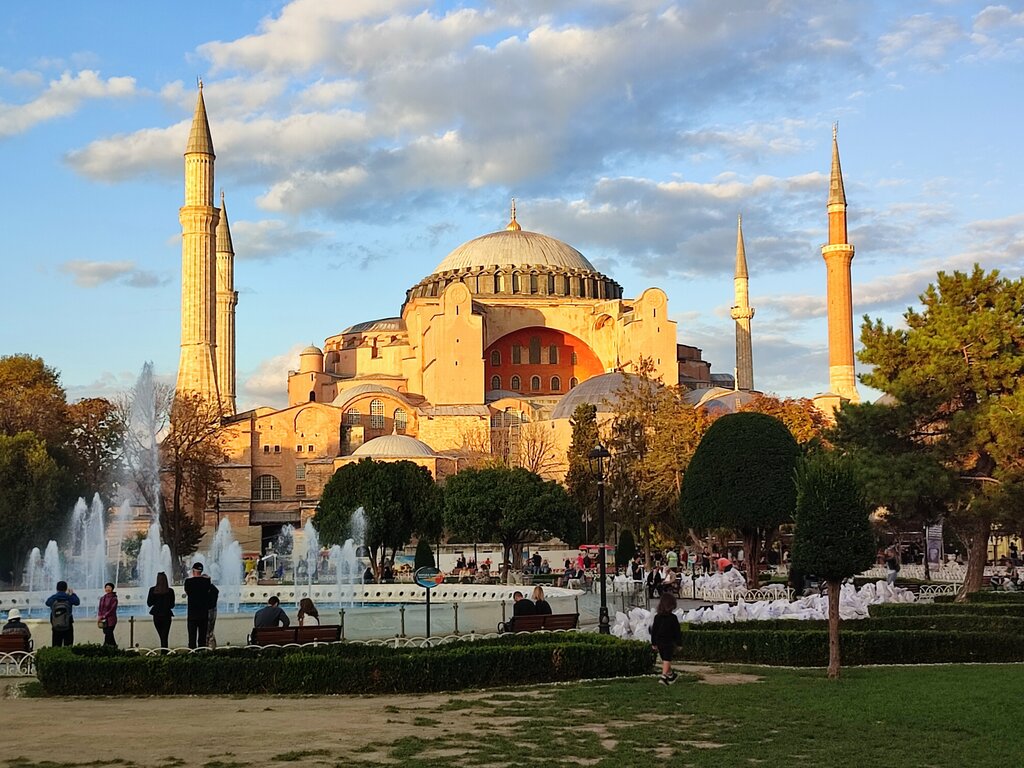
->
[352,434,437,458]
[551,372,645,420]
[432,229,598,275]
[332,384,411,408]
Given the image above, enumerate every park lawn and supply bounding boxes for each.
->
[358,663,1020,768]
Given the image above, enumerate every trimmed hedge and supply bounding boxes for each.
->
[678,629,1024,666]
[35,633,654,696]
[868,602,1024,618]
[687,615,1024,634]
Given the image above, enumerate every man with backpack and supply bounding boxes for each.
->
[45,580,81,647]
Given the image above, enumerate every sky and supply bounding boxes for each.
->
[2,1,1022,410]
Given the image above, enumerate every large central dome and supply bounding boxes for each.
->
[432,229,598,275]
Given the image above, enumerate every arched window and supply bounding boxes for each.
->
[549,345,558,364]
[394,408,407,434]
[491,349,501,366]
[570,377,579,389]
[548,274,556,294]
[510,375,521,391]
[512,273,521,293]
[512,345,522,364]
[252,474,282,501]
[530,376,541,392]
[345,408,361,426]
[530,273,538,293]
[490,375,501,391]
[551,376,561,392]
[370,399,385,429]
[308,390,316,402]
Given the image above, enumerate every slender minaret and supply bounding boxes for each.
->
[821,124,859,402]
[730,214,755,391]
[176,82,221,405]
[215,190,237,415]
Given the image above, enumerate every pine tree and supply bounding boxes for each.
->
[564,403,598,542]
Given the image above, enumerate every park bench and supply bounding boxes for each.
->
[497,613,579,634]
[248,624,342,646]
[0,634,33,653]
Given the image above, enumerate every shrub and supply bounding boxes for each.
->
[687,615,1024,634]
[962,591,1024,603]
[36,633,654,696]
[678,628,1024,666]
[868,602,1024,618]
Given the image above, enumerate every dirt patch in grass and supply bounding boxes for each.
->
[678,664,764,685]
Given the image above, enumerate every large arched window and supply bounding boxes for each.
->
[490,375,501,391]
[370,399,385,429]
[551,376,561,392]
[394,408,407,434]
[252,474,282,501]
[530,376,541,392]
[345,408,361,426]
[490,349,501,366]
[510,375,521,391]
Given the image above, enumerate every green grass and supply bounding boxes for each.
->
[347,663,1023,768]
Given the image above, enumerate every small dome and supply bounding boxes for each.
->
[300,345,323,356]
[352,434,437,458]
[340,317,406,335]
[551,372,642,420]
[432,229,598,275]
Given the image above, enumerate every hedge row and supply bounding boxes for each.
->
[35,633,654,696]
[868,602,1024,618]
[936,591,1024,604]
[687,615,1024,634]
[678,629,1024,666]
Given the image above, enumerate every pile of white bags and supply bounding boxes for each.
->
[610,580,917,643]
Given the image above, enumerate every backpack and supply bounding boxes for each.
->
[50,598,72,631]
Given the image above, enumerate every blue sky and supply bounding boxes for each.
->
[2,1,1022,409]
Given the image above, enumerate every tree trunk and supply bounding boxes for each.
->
[827,578,841,679]
[742,531,760,589]
[957,517,991,601]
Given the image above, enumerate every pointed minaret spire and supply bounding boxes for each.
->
[730,213,755,391]
[177,83,221,406]
[215,190,237,415]
[822,124,859,403]
[505,198,522,231]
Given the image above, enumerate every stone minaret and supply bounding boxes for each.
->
[821,124,859,402]
[176,83,221,405]
[730,214,755,391]
[215,191,237,415]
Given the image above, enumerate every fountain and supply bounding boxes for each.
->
[197,518,243,613]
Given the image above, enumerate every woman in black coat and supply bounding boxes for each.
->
[147,571,175,649]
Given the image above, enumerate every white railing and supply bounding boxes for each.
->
[696,586,794,603]
[0,651,34,676]
[916,583,959,600]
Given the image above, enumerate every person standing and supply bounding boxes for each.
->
[183,562,218,648]
[650,592,681,685]
[97,582,118,647]
[147,572,175,649]
[45,580,80,647]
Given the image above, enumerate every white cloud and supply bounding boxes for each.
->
[231,219,329,261]
[238,344,306,409]
[878,14,965,69]
[59,260,168,289]
[0,70,136,139]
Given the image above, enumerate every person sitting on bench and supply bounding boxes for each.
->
[512,591,535,616]
[253,596,290,628]
[531,586,552,615]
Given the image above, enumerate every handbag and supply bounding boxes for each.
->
[97,617,107,629]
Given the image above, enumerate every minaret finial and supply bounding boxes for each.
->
[198,76,203,91]
[506,198,521,231]
[833,121,838,141]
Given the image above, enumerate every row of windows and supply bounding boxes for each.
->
[345,401,407,432]
[262,443,314,453]
[419,271,614,299]
[489,346,577,366]
[490,375,578,393]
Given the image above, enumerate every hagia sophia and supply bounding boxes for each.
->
[173,87,859,548]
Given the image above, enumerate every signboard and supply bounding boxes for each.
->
[414,567,445,589]
[926,524,943,567]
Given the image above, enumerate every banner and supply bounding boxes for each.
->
[925,524,943,566]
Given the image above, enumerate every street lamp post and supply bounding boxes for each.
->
[588,443,612,635]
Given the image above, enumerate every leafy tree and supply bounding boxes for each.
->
[829,401,957,577]
[564,403,598,542]
[0,354,72,449]
[739,394,830,447]
[0,432,69,582]
[680,412,800,587]
[444,466,577,582]
[317,459,441,580]
[160,391,226,561]
[615,529,637,568]
[414,538,436,570]
[607,358,710,563]
[859,266,1024,594]
[791,451,876,679]
[67,397,124,501]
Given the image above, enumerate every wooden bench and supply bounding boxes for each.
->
[497,613,579,633]
[248,624,342,646]
[0,634,33,653]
